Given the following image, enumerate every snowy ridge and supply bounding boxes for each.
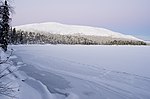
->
[15,22,141,41]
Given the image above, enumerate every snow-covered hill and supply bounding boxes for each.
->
[15,22,141,41]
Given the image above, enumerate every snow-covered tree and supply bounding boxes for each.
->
[0,0,11,51]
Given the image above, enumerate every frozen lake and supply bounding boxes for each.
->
[11,45,150,78]
[10,45,150,99]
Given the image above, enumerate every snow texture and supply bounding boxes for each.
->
[9,45,150,99]
[0,48,55,99]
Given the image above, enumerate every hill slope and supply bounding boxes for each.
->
[15,22,141,41]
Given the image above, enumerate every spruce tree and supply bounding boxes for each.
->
[11,28,16,44]
[0,0,11,51]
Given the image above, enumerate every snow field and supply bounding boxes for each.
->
[10,45,150,99]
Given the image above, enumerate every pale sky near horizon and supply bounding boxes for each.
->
[11,0,150,40]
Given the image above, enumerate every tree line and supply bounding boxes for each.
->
[9,29,146,45]
[9,29,99,45]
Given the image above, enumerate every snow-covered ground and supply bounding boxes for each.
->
[5,45,150,99]
[0,48,57,99]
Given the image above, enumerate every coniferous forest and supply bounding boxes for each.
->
[8,29,147,45]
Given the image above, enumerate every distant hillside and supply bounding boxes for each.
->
[12,22,146,45]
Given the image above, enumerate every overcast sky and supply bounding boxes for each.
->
[11,0,150,40]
